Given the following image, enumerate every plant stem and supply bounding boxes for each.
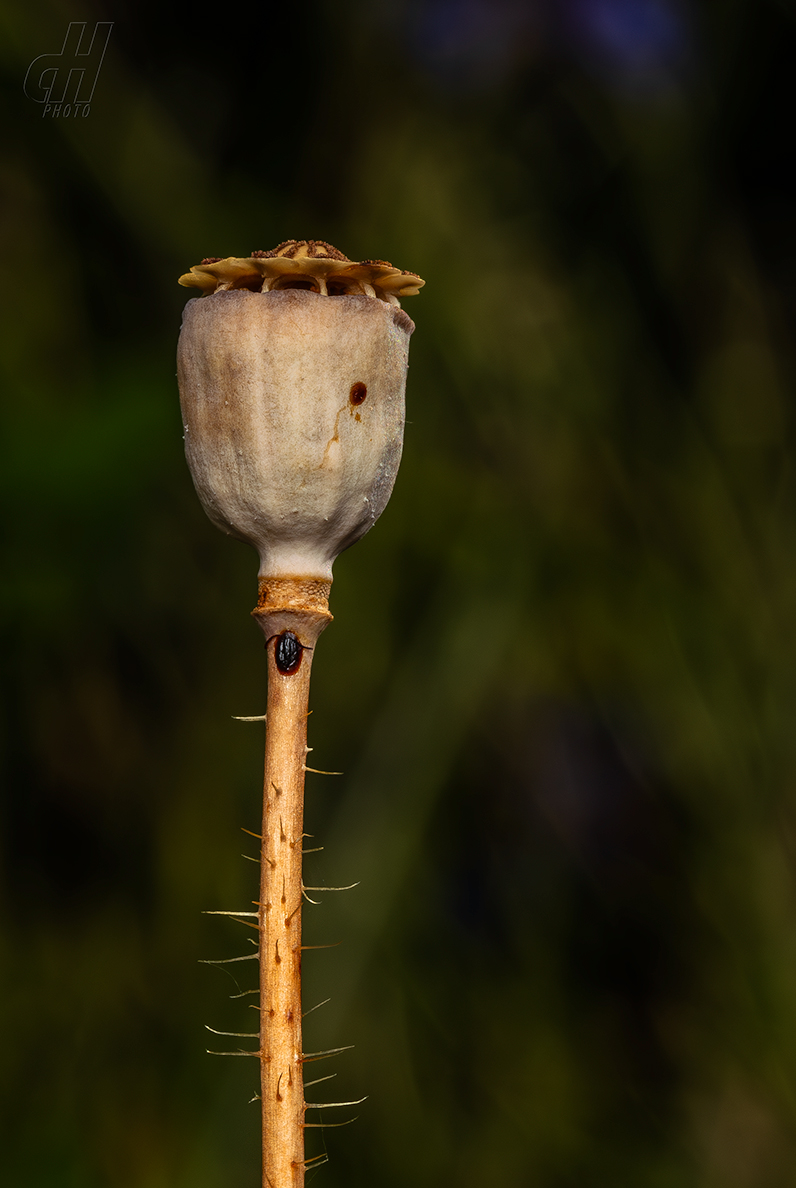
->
[253,579,332,1188]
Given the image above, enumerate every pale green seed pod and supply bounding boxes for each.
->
[176,241,422,587]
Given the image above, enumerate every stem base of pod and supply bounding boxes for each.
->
[252,577,333,645]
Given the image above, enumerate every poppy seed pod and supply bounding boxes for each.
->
[177,241,424,1187]
[177,240,423,637]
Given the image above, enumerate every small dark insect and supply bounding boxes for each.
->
[349,382,367,406]
[274,631,303,675]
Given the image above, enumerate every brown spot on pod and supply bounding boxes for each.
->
[349,382,367,406]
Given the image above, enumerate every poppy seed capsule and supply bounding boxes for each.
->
[177,243,421,589]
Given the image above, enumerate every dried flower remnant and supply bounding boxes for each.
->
[179,238,424,305]
[176,240,423,1188]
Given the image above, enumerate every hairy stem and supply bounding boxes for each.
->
[253,579,332,1188]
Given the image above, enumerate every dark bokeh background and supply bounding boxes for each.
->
[3,0,796,1184]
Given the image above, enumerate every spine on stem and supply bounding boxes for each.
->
[253,578,332,1188]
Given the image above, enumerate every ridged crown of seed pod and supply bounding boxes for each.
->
[177,241,424,585]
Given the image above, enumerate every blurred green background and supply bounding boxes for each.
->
[3,0,796,1184]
